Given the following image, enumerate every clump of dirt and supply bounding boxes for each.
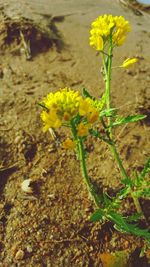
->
[0,11,63,59]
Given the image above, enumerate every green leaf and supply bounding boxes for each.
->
[82,88,106,111]
[108,212,130,232]
[142,188,150,198]
[117,186,131,199]
[82,88,95,100]
[112,115,146,127]
[90,209,105,222]
[121,177,133,186]
[134,171,142,186]
[72,113,81,125]
[132,190,144,198]
[38,102,49,111]
[136,188,150,198]
[103,193,112,206]
[96,92,107,110]
[127,213,142,222]
[100,108,117,118]
[141,157,150,179]
[108,211,150,241]
[89,129,112,144]
[89,129,101,138]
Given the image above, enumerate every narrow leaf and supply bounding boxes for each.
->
[108,211,150,241]
[112,115,146,127]
[117,186,131,199]
[72,113,81,125]
[90,209,105,222]
[140,188,150,198]
[89,129,112,144]
[103,193,112,206]
[82,88,95,100]
[127,213,142,222]
[100,108,117,118]
[38,102,49,111]
[97,92,107,110]
[141,157,150,179]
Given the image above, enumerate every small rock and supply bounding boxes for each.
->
[15,249,24,260]
[21,179,33,193]
[26,245,33,253]
[124,240,129,249]
[14,135,22,144]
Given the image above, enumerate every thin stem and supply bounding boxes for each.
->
[70,120,100,207]
[102,34,144,217]
[101,118,145,218]
[105,34,113,112]
[130,192,143,215]
[112,66,122,69]
[70,120,79,158]
[102,53,107,81]
[78,138,100,207]
[100,117,129,181]
[110,143,129,181]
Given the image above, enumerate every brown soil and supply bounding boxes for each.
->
[0,0,150,266]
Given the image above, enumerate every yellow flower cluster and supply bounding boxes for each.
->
[40,88,99,132]
[90,14,131,51]
[41,88,82,131]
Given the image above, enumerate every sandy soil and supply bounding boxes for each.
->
[0,0,150,266]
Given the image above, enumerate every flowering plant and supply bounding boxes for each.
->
[39,15,150,245]
[89,15,131,50]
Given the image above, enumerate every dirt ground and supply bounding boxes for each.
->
[0,0,150,266]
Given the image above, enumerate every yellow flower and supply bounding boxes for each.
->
[121,58,138,68]
[89,14,131,50]
[77,123,89,137]
[40,88,82,131]
[87,110,99,123]
[90,32,104,51]
[79,98,95,115]
[79,99,91,116]
[112,16,131,46]
[41,109,62,132]
[40,88,99,132]
[79,98,99,123]
[62,138,75,149]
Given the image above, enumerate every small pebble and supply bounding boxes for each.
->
[124,240,129,249]
[15,249,24,260]
[14,135,22,144]
[21,179,33,193]
[26,245,33,253]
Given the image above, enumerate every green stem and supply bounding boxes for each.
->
[105,35,113,112]
[130,192,143,215]
[110,137,144,219]
[70,120,79,159]
[70,120,100,207]
[101,119,145,218]
[110,143,129,181]
[103,34,144,217]
[78,138,100,207]
[100,117,129,181]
